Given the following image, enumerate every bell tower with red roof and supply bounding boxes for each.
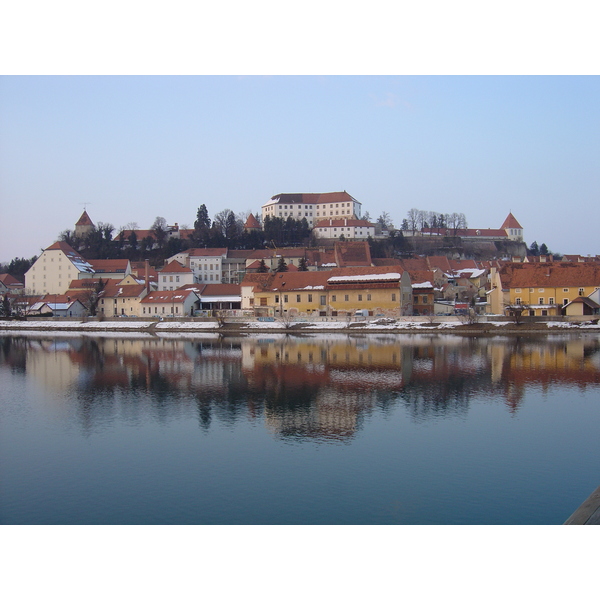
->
[501,212,523,241]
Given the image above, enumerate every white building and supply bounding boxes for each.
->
[168,248,228,284]
[158,261,195,290]
[140,289,200,317]
[312,218,376,240]
[261,191,362,228]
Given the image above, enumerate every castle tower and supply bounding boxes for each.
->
[75,210,95,237]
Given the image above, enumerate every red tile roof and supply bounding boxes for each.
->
[499,262,600,289]
[244,213,261,229]
[75,210,94,227]
[200,284,242,297]
[501,212,523,229]
[87,259,130,273]
[334,241,372,267]
[100,282,147,299]
[187,248,228,257]
[45,241,81,254]
[0,273,24,287]
[140,289,199,303]
[161,260,192,273]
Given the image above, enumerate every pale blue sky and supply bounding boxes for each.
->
[1,75,598,262]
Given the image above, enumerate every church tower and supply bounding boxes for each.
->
[501,212,523,241]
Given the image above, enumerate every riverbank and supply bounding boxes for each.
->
[1,316,599,334]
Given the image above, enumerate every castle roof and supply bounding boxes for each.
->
[75,210,94,227]
[244,213,261,229]
[267,191,360,206]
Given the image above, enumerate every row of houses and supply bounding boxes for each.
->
[6,225,600,319]
[17,257,600,320]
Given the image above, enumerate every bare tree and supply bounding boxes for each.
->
[504,302,530,325]
[152,216,168,248]
[407,208,419,234]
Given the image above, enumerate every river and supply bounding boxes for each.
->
[1,331,599,524]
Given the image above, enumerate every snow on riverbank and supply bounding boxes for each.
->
[1,318,599,334]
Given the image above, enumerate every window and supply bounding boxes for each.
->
[308,294,313,302]
[284,295,288,303]
[515,288,521,293]
[332,295,336,302]
[515,298,521,305]
[563,288,569,293]
[344,295,349,302]
[414,296,419,304]
[579,288,585,296]
[296,294,301,302]
[391,293,396,302]
[538,288,544,293]
[367,294,371,301]
[275,295,279,303]
[320,295,326,305]
[260,297,267,306]
[358,294,362,301]
[169,276,173,282]
[563,298,569,306]
[549,297,554,305]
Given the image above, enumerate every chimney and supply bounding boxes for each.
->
[145,259,150,293]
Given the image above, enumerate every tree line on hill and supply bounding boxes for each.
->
[0,204,561,279]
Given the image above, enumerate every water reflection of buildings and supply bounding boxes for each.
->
[2,332,599,438]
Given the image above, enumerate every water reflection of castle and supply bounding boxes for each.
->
[2,333,599,439]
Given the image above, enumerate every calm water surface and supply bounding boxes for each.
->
[1,331,599,524]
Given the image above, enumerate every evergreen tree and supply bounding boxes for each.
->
[1,294,11,317]
[529,241,540,256]
[275,256,288,272]
[257,259,269,273]
[194,204,211,230]
[539,243,549,256]
[298,257,308,271]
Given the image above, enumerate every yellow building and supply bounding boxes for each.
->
[244,266,412,318]
[487,262,600,316]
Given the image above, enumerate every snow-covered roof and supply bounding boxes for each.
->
[327,273,401,283]
[47,302,77,310]
[455,268,486,278]
[412,281,433,289]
